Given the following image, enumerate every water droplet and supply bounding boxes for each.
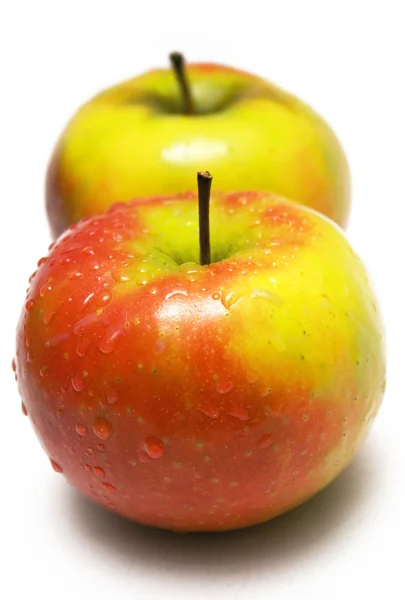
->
[37,257,47,267]
[82,292,95,307]
[76,339,90,357]
[258,434,272,448]
[84,464,91,472]
[200,406,220,419]
[251,288,283,307]
[154,340,166,355]
[21,402,28,416]
[143,436,164,459]
[212,292,221,300]
[96,443,105,451]
[50,459,63,473]
[39,366,48,377]
[82,246,95,255]
[112,271,132,283]
[40,281,52,297]
[102,482,116,492]
[93,466,105,478]
[25,299,34,312]
[165,290,188,300]
[221,291,241,310]
[94,290,112,307]
[67,270,83,280]
[93,418,112,440]
[11,358,16,372]
[178,262,203,274]
[71,374,85,392]
[73,312,98,334]
[76,423,88,436]
[47,332,69,347]
[246,371,259,384]
[106,388,118,405]
[216,380,234,394]
[98,328,121,354]
[227,406,249,420]
[85,447,94,455]
[43,309,56,325]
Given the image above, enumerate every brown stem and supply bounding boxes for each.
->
[169,52,195,115]
[197,171,212,265]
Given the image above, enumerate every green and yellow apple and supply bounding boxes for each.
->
[46,55,350,238]
[16,185,383,532]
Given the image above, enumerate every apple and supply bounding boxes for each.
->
[46,53,350,239]
[16,178,384,532]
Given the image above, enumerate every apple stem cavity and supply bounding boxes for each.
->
[169,52,196,115]
[197,171,212,266]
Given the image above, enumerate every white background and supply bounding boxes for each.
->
[1,1,404,598]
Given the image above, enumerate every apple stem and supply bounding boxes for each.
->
[197,171,212,266]
[169,52,195,115]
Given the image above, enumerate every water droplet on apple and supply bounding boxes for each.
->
[25,299,34,312]
[11,358,16,372]
[67,270,83,280]
[94,289,112,307]
[227,406,249,420]
[82,292,95,307]
[76,339,91,357]
[98,328,121,354]
[143,436,164,459]
[71,374,85,392]
[102,482,116,492]
[212,292,221,300]
[93,466,105,478]
[200,406,220,419]
[21,402,28,416]
[40,281,53,297]
[251,288,283,307]
[47,332,69,347]
[112,271,132,283]
[84,464,92,472]
[39,366,48,377]
[106,388,119,405]
[43,309,56,325]
[216,380,234,394]
[50,459,63,473]
[37,257,47,267]
[76,423,88,436]
[221,291,241,310]
[258,434,272,448]
[165,290,188,300]
[93,418,112,440]
[85,447,93,455]
[73,312,98,334]
[96,443,105,451]
[246,371,259,384]
[82,246,95,255]
[178,262,203,274]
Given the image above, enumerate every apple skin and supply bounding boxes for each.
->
[46,62,350,239]
[16,191,383,532]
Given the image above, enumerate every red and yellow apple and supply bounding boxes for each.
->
[16,188,383,532]
[46,56,350,238]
